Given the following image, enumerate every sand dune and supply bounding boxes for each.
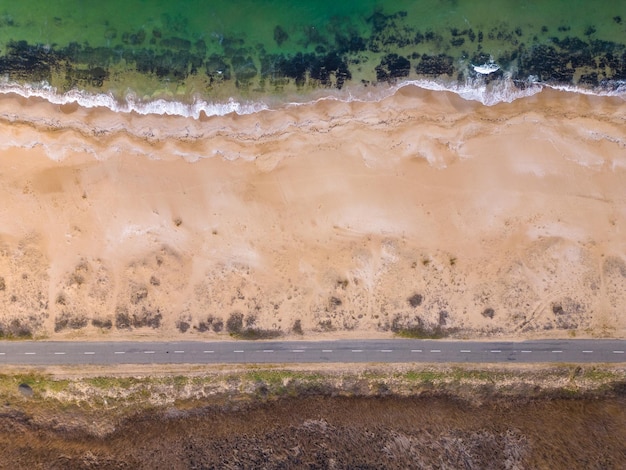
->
[0,87,624,340]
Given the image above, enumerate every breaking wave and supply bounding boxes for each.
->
[1,74,624,121]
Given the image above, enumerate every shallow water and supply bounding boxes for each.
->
[0,1,625,115]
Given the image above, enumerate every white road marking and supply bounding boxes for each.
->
[25,352,36,355]
[380,349,393,352]
[114,351,125,354]
[521,350,532,353]
[613,351,625,354]
[54,352,66,355]
[0,353,5,355]
[84,352,95,355]
[322,350,333,353]
[430,349,441,353]
[582,350,593,353]
[203,350,214,354]
[411,349,422,353]
[234,350,244,353]
[552,350,562,353]
[173,350,185,354]
[490,350,501,353]
[144,351,155,354]
[352,349,363,353]
[263,350,274,353]
[292,349,304,353]
[460,350,471,353]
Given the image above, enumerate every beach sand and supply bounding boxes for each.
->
[0,87,625,340]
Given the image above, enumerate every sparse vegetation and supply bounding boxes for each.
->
[329,296,342,309]
[130,285,148,304]
[115,306,161,329]
[225,312,281,339]
[0,276,5,291]
[390,314,453,339]
[54,312,89,332]
[0,318,33,338]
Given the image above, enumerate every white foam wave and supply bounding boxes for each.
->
[0,80,269,118]
[0,74,624,122]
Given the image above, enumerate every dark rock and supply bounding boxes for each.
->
[375,53,410,81]
[18,384,33,398]
[161,37,191,50]
[415,54,454,76]
[274,25,289,46]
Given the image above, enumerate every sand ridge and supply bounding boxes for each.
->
[0,87,625,340]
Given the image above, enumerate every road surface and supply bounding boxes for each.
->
[0,339,624,365]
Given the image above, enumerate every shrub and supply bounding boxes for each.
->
[482,307,495,319]
[55,312,88,332]
[226,312,244,333]
[293,319,304,335]
[130,285,148,304]
[115,307,132,329]
[407,293,423,307]
[177,320,190,333]
[92,318,113,329]
[212,318,224,332]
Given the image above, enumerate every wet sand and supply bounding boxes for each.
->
[0,87,625,340]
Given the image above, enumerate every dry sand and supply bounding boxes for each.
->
[0,86,625,341]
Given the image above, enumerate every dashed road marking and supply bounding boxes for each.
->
[234,350,244,353]
[25,352,36,355]
[582,350,593,353]
[613,351,625,354]
[490,350,501,353]
[114,351,125,354]
[84,352,95,355]
[263,350,274,353]
[411,349,422,353]
[173,350,185,354]
[380,349,393,353]
[521,350,532,353]
[460,350,471,353]
[552,350,562,353]
[352,349,363,353]
[322,350,333,353]
[292,349,304,353]
[203,350,214,354]
[144,351,155,354]
[54,352,66,355]
[0,353,5,355]
[430,349,441,353]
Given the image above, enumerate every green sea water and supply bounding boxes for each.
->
[0,1,624,113]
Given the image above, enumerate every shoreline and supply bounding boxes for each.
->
[0,78,624,120]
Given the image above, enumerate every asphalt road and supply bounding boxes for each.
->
[0,339,624,365]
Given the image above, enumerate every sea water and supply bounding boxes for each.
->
[0,0,624,116]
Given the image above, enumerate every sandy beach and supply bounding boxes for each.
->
[0,86,625,341]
